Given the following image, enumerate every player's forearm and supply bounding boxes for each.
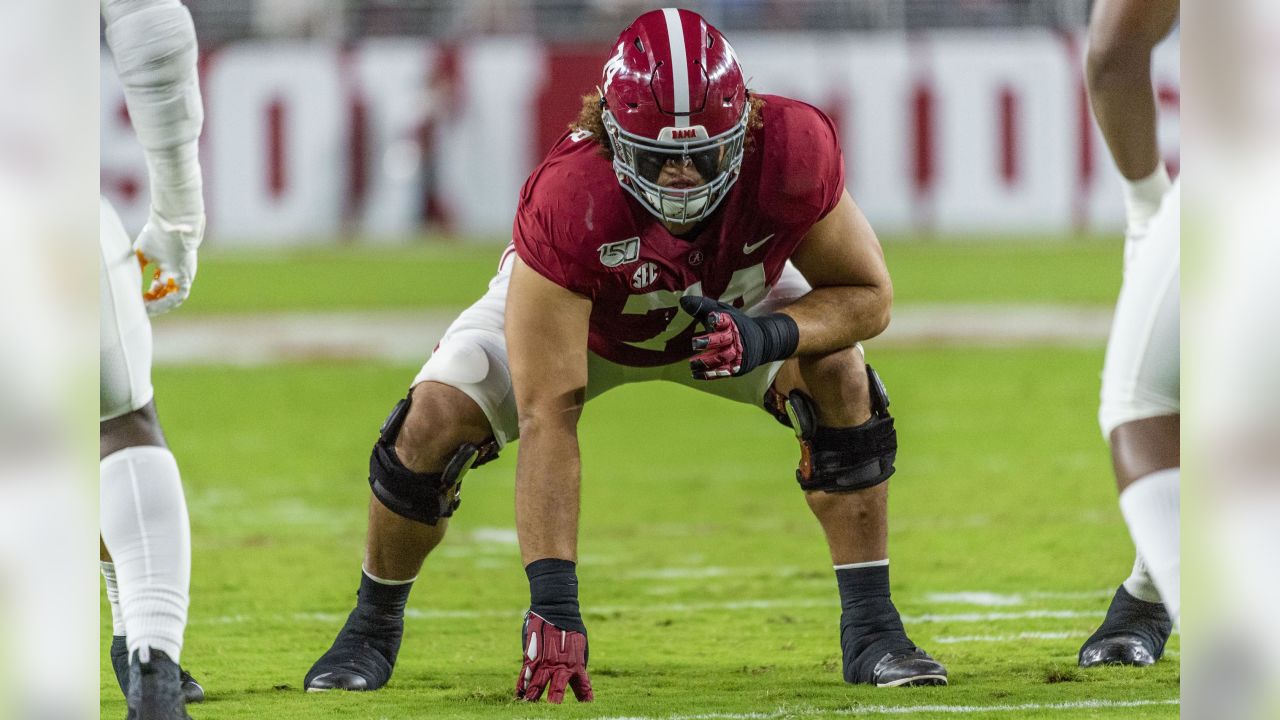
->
[781,283,892,355]
[514,413,584,566]
[1086,47,1160,181]
[103,0,205,224]
[1084,0,1178,181]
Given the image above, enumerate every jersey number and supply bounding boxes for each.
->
[619,263,768,351]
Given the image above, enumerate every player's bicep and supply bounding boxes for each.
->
[505,258,593,426]
[790,191,891,297]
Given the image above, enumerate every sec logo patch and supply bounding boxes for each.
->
[631,262,659,289]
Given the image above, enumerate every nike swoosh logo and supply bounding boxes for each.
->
[743,233,775,254]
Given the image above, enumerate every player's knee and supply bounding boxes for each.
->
[368,384,499,526]
[1109,415,1179,491]
[395,382,492,471]
[765,364,897,494]
[803,484,880,522]
[787,346,871,426]
[100,401,166,460]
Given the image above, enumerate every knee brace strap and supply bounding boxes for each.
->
[766,365,898,493]
[368,391,499,526]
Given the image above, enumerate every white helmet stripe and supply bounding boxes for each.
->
[662,7,690,127]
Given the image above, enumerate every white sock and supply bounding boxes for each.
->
[100,561,127,636]
[1121,553,1162,604]
[833,559,889,570]
[362,566,418,585]
[100,446,191,663]
[1119,468,1180,624]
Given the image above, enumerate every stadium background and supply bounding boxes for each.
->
[100,1,1181,717]
[101,0,1179,244]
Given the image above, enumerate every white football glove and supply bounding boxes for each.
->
[134,209,203,316]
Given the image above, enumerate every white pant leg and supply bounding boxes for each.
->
[100,197,153,421]
[413,251,521,447]
[1099,182,1181,439]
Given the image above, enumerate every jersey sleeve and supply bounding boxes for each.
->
[760,98,846,226]
[511,166,605,300]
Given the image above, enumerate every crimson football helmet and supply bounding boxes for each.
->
[600,8,748,224]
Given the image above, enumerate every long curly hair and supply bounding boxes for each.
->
[570,89,765,162]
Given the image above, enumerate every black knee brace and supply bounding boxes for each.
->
[368,391,499,525]
[764,364,897,493]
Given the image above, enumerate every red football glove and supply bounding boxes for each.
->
[688,305,745,378]
[680,296,799,380]
[515,612,594,703]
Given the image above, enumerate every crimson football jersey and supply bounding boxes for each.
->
[513,94,844,367]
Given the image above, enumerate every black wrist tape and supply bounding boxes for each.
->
[525,558,586,635]
[756,312,800,363]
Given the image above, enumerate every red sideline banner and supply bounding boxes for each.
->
[101,32,1179,245]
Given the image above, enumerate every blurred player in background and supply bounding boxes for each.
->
[1076,0,1181,669]
[100,0,207,716]
[305,8,947,700]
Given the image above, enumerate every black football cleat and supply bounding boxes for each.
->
[841,608,948,687]
[177,667,206,705]
[304,605,403,692]
[1079,585,1173,668]
[125,648,192,720]
[112,636,206,704]
[865,648,949,687]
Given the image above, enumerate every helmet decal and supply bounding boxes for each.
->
[661,8,691,127]
[602,43,627,96]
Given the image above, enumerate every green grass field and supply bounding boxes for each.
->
[102,238,1179,719]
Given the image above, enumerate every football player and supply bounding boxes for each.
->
[304,8,947,699]
[1076,0,1181,668]
[100,0,207,716]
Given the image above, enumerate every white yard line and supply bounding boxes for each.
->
[904,609,1101,623]
[152,304,1111,366]
[151,310,456,366]
[925,590,1114,606]
[467,527,519,545]
[934,631,1088,644]
[583,698,1178,720]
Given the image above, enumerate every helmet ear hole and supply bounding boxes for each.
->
[634,38,644,52]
